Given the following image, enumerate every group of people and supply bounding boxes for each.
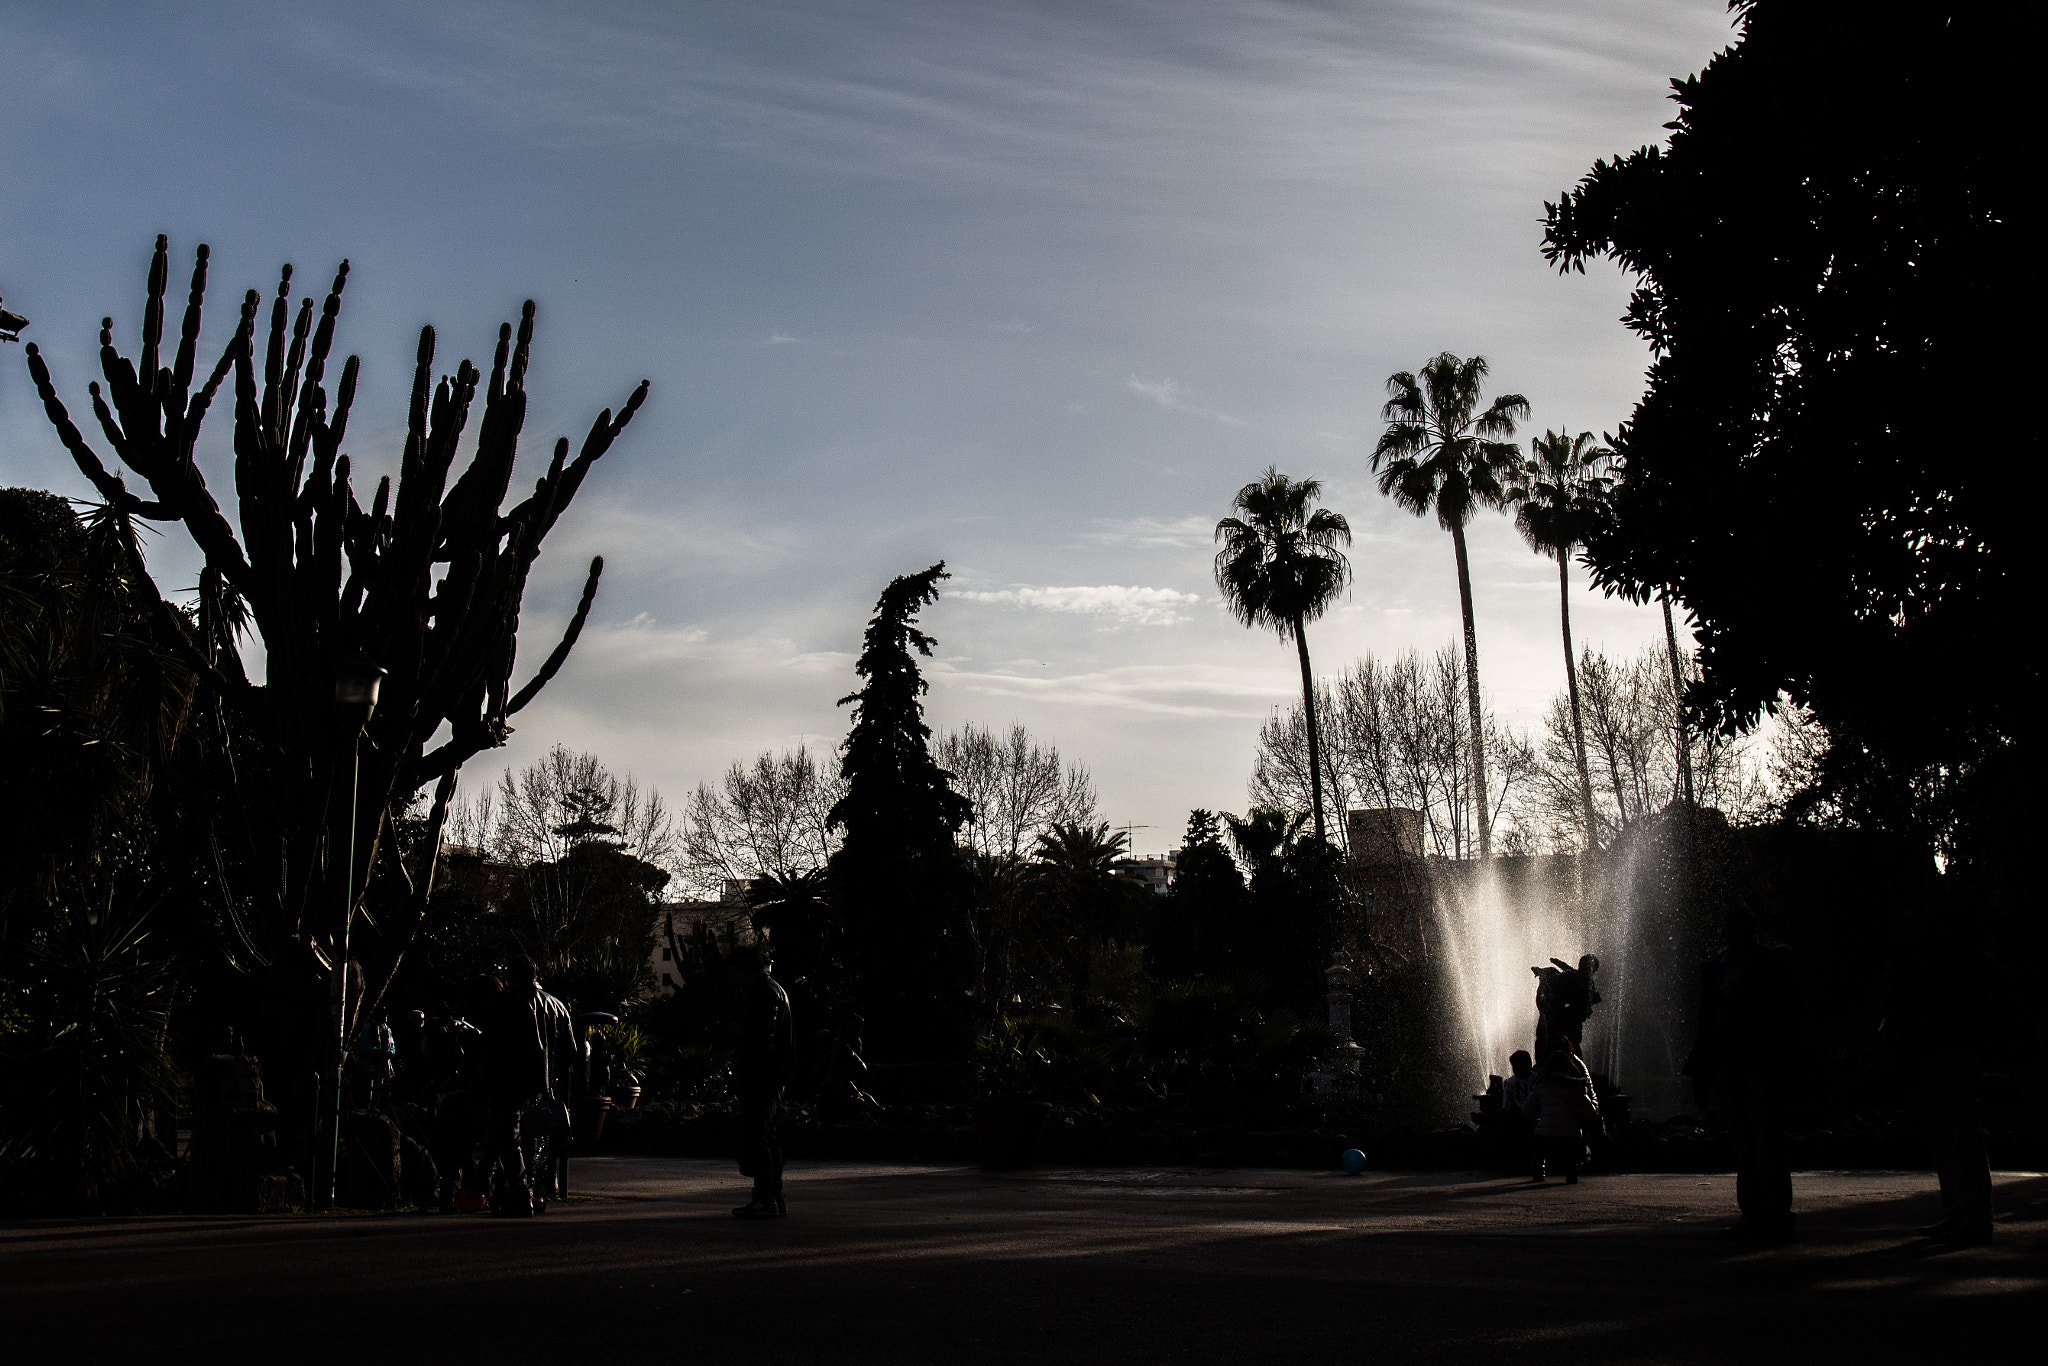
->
[332,944,798,1221]
[1500,1044,1601,1184]
[343,958,586,1218]
[1475,954,1605,1185]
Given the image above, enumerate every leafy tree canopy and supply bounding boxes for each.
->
[0,490,194,947]
[1542,1,2028,859]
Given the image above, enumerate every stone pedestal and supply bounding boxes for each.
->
[1312,959,1365,1093]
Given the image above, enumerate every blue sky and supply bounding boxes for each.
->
[0,0,1736,851]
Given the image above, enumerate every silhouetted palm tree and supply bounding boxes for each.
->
[1510,429,1611,852]
[1224,807,1310,873]
[1215,469,1352,845]
[1372,353,1528,859]
[1030,821,1142,1006]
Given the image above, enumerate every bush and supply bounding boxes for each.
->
[0,901,180,1211]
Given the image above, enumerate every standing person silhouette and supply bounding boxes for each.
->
[1685,911,1796,1242]
[1522,1049,1600,1183]
[1882,906,1995,1245]
[728,943,794,1219]
[478,961,556,1217]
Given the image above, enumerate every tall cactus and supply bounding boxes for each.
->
[24,235,646,1043]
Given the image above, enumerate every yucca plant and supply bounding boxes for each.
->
[969,1015,1054,1102]
[602,1023,649,1085]
[0,894,179,1211]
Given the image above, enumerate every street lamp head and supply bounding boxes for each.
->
[334,653,387,722]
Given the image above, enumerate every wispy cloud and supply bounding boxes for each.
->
[1126,375,1244,427]
[545,498,801,581]
[954,583,1204,626]
[1083,514,1217,550]
[938,661,1286,719]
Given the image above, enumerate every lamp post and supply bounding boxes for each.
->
[327,653,385,1208]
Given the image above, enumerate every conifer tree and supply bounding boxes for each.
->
[827,563,975,1054]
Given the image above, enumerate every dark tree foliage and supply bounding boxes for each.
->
[1228,808,1342,1015]
[1022,822,1148,1010]
[1146,809,1247,981]
[21,237,647,1118]
[379,806,495,1009]
[1542,2,2029,872]
[827,563,975,1056]
[746,869,848,1043]
[500,842,668,1013]
[0,490,195,947]
[1144,808,1337,1016]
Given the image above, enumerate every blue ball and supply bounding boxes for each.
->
[1341,1147,1368,1175]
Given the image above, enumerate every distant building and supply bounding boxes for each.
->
[1346,808,1425,866]
[645,885,755,996]
[1344,807,1431,957]
[1112,851,1178,896]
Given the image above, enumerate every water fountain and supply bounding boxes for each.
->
[1351,805,1711,1121]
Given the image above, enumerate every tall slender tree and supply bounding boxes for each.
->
[1509,429,1610,851]
[827,562,975,1052]
[1214,469,1352,845]
[1371,353,1528,859]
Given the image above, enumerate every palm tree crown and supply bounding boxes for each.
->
[1372,353,1530,529]
[1213,468,1353,641]
[1215,467,1351,846]
[1511,429,1611,560]
[1029,821,1142,1006]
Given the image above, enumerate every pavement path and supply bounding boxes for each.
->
[4,1158,2041,1363]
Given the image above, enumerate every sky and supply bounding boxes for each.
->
[0,0,1737,855]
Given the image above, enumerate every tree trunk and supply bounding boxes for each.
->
[1559,550,1598,852]
[1293,615,1328,845]
[1661,593,1696,809]
[358,769,460,1027]
[1450,523,1491,859]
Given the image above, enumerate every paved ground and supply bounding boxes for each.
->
[5,1158,2042,1363]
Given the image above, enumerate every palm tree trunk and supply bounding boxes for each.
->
[1449,523,1491,859]
[1660,593,1696,809]
[1293,615,1328,845]
[1559,550,1598,852]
